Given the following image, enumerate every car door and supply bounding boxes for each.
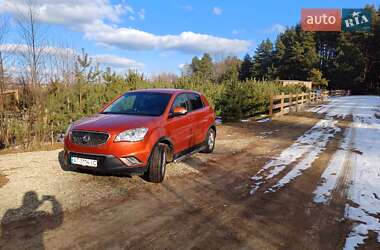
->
[166,93,192,154]
[186,93,208,146]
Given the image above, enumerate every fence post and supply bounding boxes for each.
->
[295,93,299,112]
[280,92,284,115]
[51,130,54,146]
[289,94,293,112]
[269,95,273,116]
[15,89,19,102]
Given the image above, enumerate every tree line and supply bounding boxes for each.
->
[184,5,379,93]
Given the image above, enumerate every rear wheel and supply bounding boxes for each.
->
[146,143,167,183]
[201,128,216,153]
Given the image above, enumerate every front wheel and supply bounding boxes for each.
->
[145,143,167,183]
[201,128,216,153]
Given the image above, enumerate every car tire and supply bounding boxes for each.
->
[146,143,167,183]
[201,128,216,153]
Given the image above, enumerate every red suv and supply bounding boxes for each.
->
[63,89,216,183]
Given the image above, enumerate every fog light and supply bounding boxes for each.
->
[120,156,141,166]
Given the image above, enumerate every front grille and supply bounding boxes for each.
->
[70,130,109,146]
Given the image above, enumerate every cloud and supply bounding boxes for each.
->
[178,63,186,69]
[0,0,133,26]
[183,5,193,11]
[0,43,143,70]
[0,0,250,55]
[0,43,76,56]
[213,6,223,15]
[84,21,251,55]
[268,24,286,33]
[137,9,145,20]
[93,54,144,70]
[232,29,246,36]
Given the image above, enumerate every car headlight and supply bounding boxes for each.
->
[114,128,148,142]
[65,123,73,136]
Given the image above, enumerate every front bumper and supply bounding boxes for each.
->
[66,151,147,175]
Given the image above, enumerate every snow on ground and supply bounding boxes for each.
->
[257,117,271,123]
[267,120,338,192]
[250,118,340,194]
[313,127,353,204]
[252,96,380,249]
[311,96,380,250]
[308,97,357,119]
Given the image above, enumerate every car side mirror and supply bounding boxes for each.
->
[172,106,187,117]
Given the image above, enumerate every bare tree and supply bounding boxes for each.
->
[44,41,77,85]
[15,0,46,86]
[151,72,178,83]
[0,16,9,110]
[0,15,10,148]
[11,0,50,147]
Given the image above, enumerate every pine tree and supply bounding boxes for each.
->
[239,54,253,81]
[308,68,328,88]
[199,53,214,80]
[273,26,319,80]
[214,56,241,83]
[252,39,274,80]
[189,53,214,81]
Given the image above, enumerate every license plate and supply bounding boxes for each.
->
[71,156,97,167]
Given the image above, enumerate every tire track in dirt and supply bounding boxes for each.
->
[244,116,352,249]
[294,119,356,250]
[330,125,356,204]
[311,97,380,249]
[253,118,355,249]
[250,118,340,195]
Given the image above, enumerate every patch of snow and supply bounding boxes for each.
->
[343,206,380,250]
[250,118,339,194]
[311,96,380,249]
[313,127,353,204]
[266,119,339,192]
[257,118,271,123]
[260,131,274,136]
[215,117,222,125]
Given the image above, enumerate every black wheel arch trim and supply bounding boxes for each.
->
[148,136,174,163]
[204,124,217,142]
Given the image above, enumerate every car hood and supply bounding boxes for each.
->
[72,114,159,134]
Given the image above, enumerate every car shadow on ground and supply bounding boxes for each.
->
[57,150,133,179]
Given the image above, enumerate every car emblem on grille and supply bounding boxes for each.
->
[82,134,91,144]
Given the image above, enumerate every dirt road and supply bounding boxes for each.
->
[1,96,380,250]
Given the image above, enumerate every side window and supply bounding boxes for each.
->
[187,93,204,112]
[170,94,188,113]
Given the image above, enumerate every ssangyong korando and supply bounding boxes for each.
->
[63,89,216,183]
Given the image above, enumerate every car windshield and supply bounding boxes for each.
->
[101,92,172,116]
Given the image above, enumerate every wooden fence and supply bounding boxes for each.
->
[0,89,19,101]
[0,89,19,112]
[269,90,328,116]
